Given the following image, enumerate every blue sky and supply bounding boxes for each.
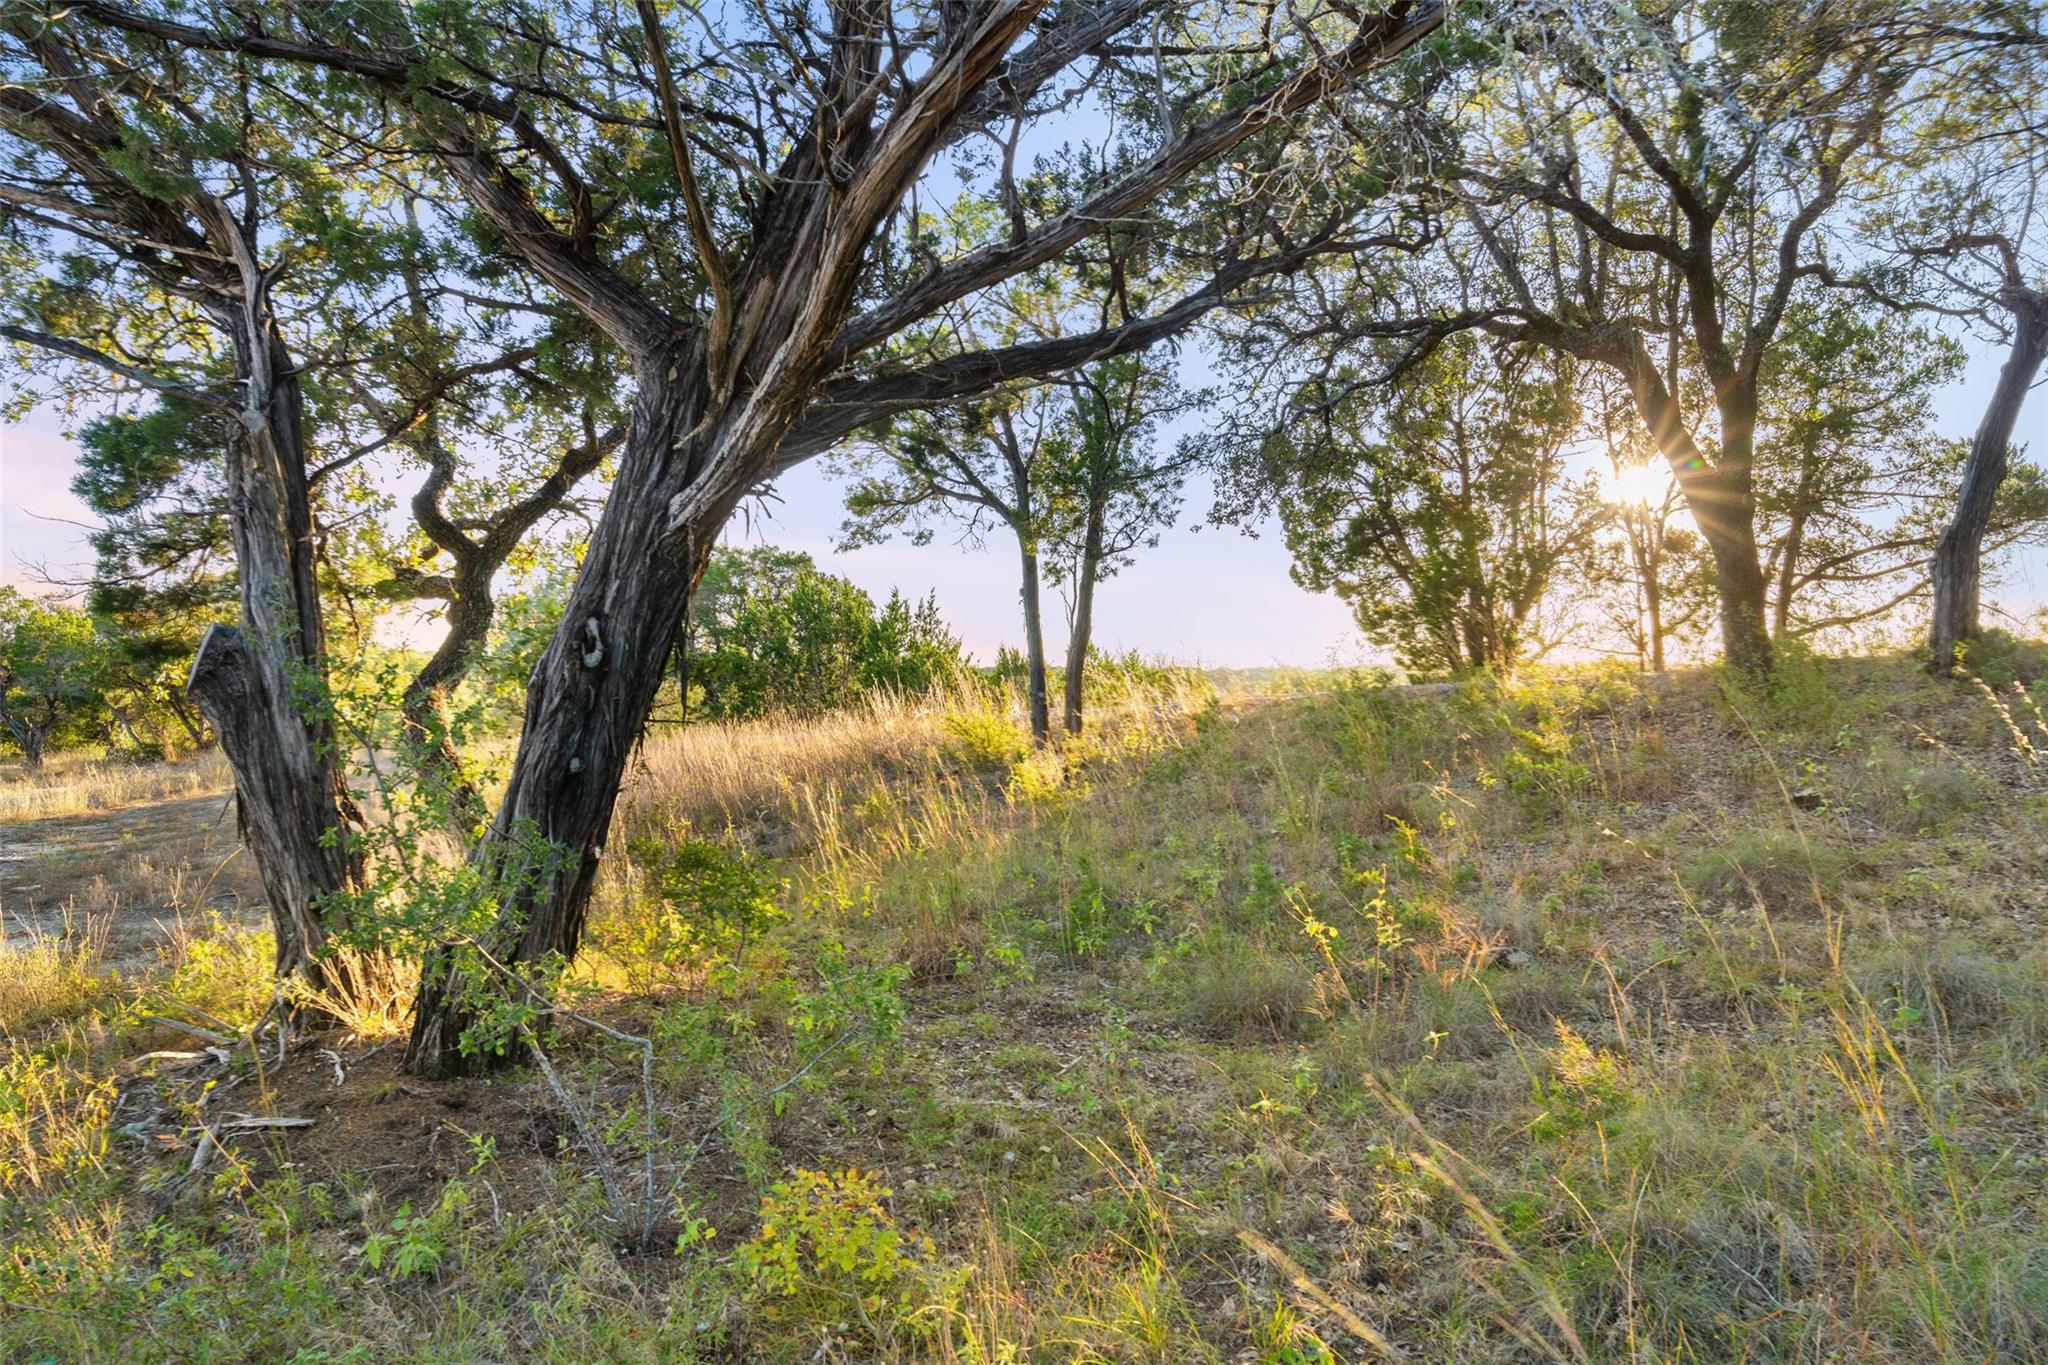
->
[3,337,2041,667]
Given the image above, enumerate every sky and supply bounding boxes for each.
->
[3,338,2042,669]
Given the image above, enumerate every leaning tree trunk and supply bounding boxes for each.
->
[1930,292,2048,674]
[405,372,729,1077]
[1771,505,1809,642]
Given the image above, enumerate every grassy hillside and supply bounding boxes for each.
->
[3,648,2047,1362]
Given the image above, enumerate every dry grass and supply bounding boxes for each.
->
[0,750,231,822]
[620,688,968,840]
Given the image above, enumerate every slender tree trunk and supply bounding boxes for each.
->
[1772,505,1809,641]
[163,689,209,749]
[1062,513,1104,738]
[1645,567,1666,674]
[1930,293,2048,673]
[674,621,694,726]
[1018,539,1051,745]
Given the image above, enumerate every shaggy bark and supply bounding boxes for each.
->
[0,43,366,991]
[190,303,368,987]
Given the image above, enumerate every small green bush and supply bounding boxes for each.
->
[940,707,1031,769]
[739,1167,944,1342]
[1180,938,1314,1038]
[1848,743,1982,832]
[1682,826,1850,913]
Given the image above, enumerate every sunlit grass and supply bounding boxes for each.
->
[3,651,2046,1361]
[0,750,231,822]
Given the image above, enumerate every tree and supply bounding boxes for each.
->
[837,386,1067,743]
[1216,335,1603,673]
[67,0,1452,1073]
[0,590,109,768]
[836,348,1194,742]
[1268,0,1956,676]
[1750,297,1978,640]
[1,11,622,985]
[1588,378,1717,672]
[0,18,373,985]
[69,399,238,751]
[1839,11,2048,670]
[683,547,964,722]
[1046,353,1200,732]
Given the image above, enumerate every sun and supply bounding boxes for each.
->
[1606,462,1671,508]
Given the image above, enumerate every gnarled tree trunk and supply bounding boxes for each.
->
[405,370,729,1076]
[186,327,365,986]
[1930,291,2048,673]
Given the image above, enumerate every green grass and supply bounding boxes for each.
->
[3,654,2046,1361]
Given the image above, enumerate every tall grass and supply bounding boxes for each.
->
[0,751,230,822]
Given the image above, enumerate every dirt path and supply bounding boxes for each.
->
[0,788,264,965]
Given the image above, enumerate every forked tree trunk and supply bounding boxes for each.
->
[1930,293,2048,674]
[2,715,48,769]
[168,282,365,987]
[164,689,210,749]
[187,331,366,988]
[1771,504,1810,641]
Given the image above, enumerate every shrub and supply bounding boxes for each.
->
[940,707,1031,770]
[157,912,273,1028]
[608,835,786,990]
[739,1167,942,1339]
[1180,938,1314,1038]
[1682,826,1850,913]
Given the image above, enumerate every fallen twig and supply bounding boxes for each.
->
[142,1016,237,1047]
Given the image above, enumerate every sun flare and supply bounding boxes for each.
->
[1607,462,1672,507]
